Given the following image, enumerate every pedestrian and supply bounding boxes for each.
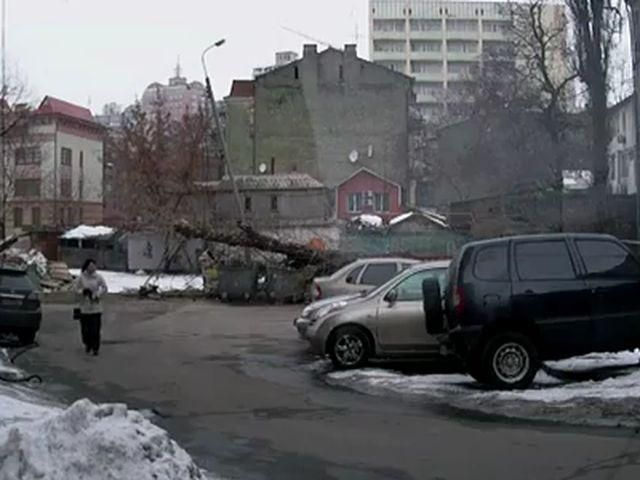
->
[75,259,108,356]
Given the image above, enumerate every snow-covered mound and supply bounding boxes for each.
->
[69,269,203,294]
[61,225,115,239]
[326,350,640,428]
[0,399,206,480]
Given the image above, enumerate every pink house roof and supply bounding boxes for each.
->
[36,96,94,122]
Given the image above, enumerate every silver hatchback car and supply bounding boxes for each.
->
[298,261,450,369]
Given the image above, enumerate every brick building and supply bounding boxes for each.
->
[225,44,415,213]
[5,96,104,235]
[336,168,402,221]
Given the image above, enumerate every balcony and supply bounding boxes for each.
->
[372,50,408,61]
[410,50,443,61]
[445,51,481,62]
[444,30,481,41]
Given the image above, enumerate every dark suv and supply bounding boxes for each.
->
[0,267,42,345]
[425,233,640,389]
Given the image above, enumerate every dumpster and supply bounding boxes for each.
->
[217,265,259,302]
[265,266,311,304]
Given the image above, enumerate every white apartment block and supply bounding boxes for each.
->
[608,95,637,195]
[369,0,567,120]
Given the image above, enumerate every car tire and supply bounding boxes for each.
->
[481,332,539,390]
[17,329,37,346]
[329,326,371,370]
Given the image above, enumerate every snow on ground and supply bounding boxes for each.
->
[0,354,213,480]
[61,225,115,239]
[325,351,640,428]
[69,269,203,294]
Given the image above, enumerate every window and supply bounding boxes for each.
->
[0,272,32,290]
[447,41,478,53]
[483,20,510,33]
[415,82,444,97]
[31,207,41,227]
[374,192,390,212]
[339,65,344,80]
[395,269,447,301]
[60,147,72,166]
[576,240,640,277]
[377,60,405,72]
[411,41,442,52]
[348,193,362,213]
[446,19,478,32]
[270,195,278,212]
[448,62,473,76]
[14,179,41,197]
[244,196,252,212]
[345,265,365,284]
[294,66,299,80]
[411,61,443,74]
[373,19,405,32]
[374,40,405,53]
[360,263,398,286]
[15,146,42,165]
[474,244,509,280]
[515,241,576,280]
[13,207,23,228]
[79,151,84,169]
[60,178,72,198]
[410,19,441,31]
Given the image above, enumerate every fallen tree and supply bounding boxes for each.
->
[173,220,352,270]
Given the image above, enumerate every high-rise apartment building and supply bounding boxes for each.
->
[370,0,567,120]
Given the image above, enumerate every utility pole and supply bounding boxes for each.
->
[201,39,246,225]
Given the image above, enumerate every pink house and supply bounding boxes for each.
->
[336,168,402,221]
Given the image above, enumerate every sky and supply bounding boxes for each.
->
[7,0,635,114]
[9,0,369,113]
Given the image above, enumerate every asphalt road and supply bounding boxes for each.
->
[16,296,640,480]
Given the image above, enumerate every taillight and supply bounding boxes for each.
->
[315,284,322,300]
[453,286,464,317]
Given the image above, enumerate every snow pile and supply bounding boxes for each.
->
[69,269,203,294]
[351,214,384,228]
[388,212,413,226]
[388,210,449,228]
[61,225,115,240]
[0,399,207,480]
[326,351,640,427]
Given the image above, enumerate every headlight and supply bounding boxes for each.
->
[311,301,348,321]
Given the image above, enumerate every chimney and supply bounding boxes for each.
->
[303,44,318,58]
[344,44,357,59]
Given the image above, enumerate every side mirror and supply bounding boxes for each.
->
[385,289,398,305]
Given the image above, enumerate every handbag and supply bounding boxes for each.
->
[73,308,81,320]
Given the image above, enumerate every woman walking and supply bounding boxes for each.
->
[76,259,108,356]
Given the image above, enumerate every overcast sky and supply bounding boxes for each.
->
[10,0,369,113]
[7,0,634,113]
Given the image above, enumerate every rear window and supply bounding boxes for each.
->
[576,240,640,277]
[0,272,33,291]
[360,263,398,286]
[515,241,576,280]
[473,245,509,281]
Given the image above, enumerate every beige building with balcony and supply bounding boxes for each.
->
[370,0,567,120]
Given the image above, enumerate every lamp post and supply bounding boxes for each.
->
[201,39,245,225]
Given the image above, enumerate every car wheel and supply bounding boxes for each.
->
[329,326,371,370]
[481,332,539,390]
[17,329,37,346]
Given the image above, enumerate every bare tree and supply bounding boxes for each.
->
[566,0,624,226]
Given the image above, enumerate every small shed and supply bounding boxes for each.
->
[59,225,128,271]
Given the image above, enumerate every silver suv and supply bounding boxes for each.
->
[298,261,449,369]
[310,257,419,300]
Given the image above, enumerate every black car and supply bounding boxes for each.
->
[0,267,42,345]
[424,233,640,389]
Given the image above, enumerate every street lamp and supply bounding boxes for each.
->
[201,39,245,224]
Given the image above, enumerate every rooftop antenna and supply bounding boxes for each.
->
[281,26,337,49]
[175,55,182,78]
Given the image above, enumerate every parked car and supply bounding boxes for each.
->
[0,267,42,345]
[425,233,640,390]
[302,261,449,368]
[310,257,419,301]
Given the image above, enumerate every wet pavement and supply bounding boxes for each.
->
[14,296,640,480]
